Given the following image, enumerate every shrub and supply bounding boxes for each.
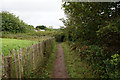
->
[103,54,120,78]
[55,32,65,42]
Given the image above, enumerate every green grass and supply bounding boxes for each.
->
[61,42,95,78]
[33,41,57,78]
[1,38,37,56]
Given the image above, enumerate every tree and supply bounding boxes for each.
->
[1,11,33,33]
[62,2,120,43]
[61,2,120,78]
[36,25,47,30]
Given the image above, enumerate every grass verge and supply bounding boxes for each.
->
[33,41,57,78]
[61,42,94,78]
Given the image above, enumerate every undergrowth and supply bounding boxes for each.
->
[61,42,95,78]
[33,41,57,78]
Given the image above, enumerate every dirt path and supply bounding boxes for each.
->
[52,43,69,78]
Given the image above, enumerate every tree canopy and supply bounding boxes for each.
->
[1,11,34,33]
[62,2,120,43]
[36,25,47,30]
[61,2,120,78]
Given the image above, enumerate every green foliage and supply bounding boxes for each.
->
[45,26,54,31]
[32,40,57,78]
[79,45,120,78]
[36,25,47,30]
[62,42,95,78]
[62,2,120,78]
[103,54,120,78]
[62,2,120,44]
[1,11,34,33]
[79,45,104,74]
[55,31,65,42]
[1,32,53,43]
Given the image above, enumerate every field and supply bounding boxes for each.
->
[1,38,37,56]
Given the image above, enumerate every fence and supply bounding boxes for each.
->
[0,38,55,79]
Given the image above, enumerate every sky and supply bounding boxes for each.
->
[0,0,65,29]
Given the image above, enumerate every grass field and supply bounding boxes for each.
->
[1,38,37,56]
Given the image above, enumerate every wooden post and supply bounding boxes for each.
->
[25,47,28,75]
[34,44,36,69]
[28,46,31,72]
[13,49,18,80]
[9,51,12,57]
[26,47,28,60]
[36,44,38,57]
[23,48,25,64]
[32,44,35,70]
[4,56,12,78]
[20,48,23,78]
[1,53,6,78]
[17,50,21,79]
[40,42,43,58]
[38,43,40,57]
[36,44,38,69]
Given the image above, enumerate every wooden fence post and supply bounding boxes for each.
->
[23,48,25,64]
[17,50,21,79]
[24,47,28,75]
[28,46,31,73]
[1,53,6,78]
[9,51,12,57]
[32,44,35,70]
[13,49,18,80]
[41,42,43,58]
[20,48,23,78]
[34,44,37,69]
[4,56,12,78]
[38,43,40,58]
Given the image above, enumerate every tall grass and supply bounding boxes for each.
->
[61,42,95,78]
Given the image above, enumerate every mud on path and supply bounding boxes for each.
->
[52,43,69,78]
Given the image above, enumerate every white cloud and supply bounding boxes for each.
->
[1,0,65,28]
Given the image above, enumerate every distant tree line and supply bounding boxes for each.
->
[1,11,34,33]
[36,25,47,30]
[0,11,57,33]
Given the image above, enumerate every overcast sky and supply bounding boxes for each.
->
[0,0,65,29]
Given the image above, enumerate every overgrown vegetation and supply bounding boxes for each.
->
[62,42,94,78]
[61,2,120,78]
[0,11,59,78]
[33,41,57,78]
[1,31,57,41]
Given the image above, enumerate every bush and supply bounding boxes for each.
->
[55,32,65,42]
[78,45,120,78]
[1,11,34,33]
[79,45,104,71]
[103,54,120,78]
[97,18,120,56]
